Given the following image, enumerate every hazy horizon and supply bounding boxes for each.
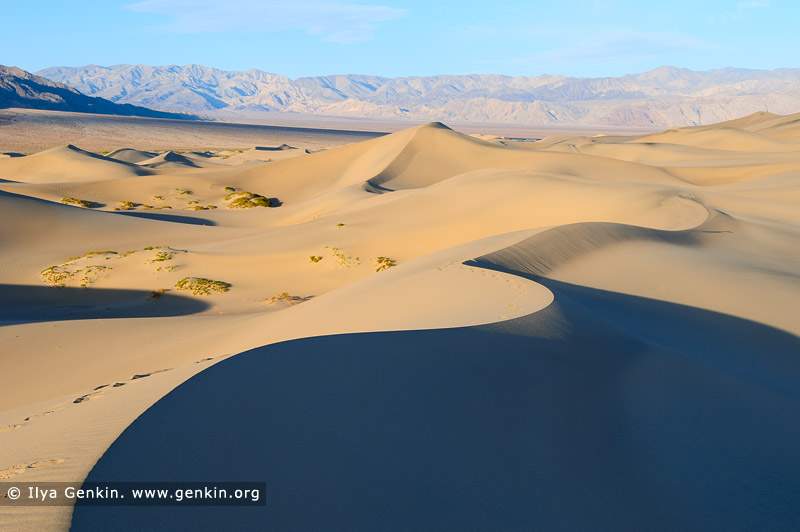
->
[32,62,800,80]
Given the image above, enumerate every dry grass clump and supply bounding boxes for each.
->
[40,266,71,286]
[375,256,397,272]
[150,251,172,263]
[40,250,118,287]
[327,246,360,268]
[184,205,217,211]
[148,288,170,300]
[60,197,96,208]
[225,191,272,209]
[309,255,323,263]
[40,263,111,288]
[175,188,193,195]
[115,200,136,211]
[265,292,313,305]
[175,277,230,295]
[147,247,187,264]
[39,247,190,288]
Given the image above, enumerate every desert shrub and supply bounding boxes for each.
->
[148,288,169,300]
[175,188,192,195]
[329,247,360,268]
[115,201,136,211]
[309,255,323,263]
[266,292,313,305]
[60,197,96,208]
[375,256,397,272]
[225,191,272,209]
[150,251,172,263]
[153,195,165,201]
[175,277,230,295]
[40,266,71,286]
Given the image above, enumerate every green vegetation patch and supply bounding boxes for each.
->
[60,197,96,208]
[175,188,193,195]
[40,245,191,288]
[375,256,397,272]
[40,263,113,288]
[175,277,231,296]
[147,247,187,264]
[40,266,71,286]
[327,246,360,268]
[115,200,136,211]
[225,191,272,209]
[150,251,172,263]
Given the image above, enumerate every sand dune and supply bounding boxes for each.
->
[1,111,799,531]
[0,144,149,183]
[136,151,206,169]
[105,148,157,164]
[630,126,800,152]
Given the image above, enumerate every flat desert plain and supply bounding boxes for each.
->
[1,111,800,531]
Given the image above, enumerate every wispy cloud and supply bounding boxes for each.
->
[125,0,407,44]
[516,30,711,66]
[709,1,769,25]
[738,1,770,8]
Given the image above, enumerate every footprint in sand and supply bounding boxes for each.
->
[131,368,171,380]
[73,391,105,404]
[0,459,64,479]
[0,408,65,434]
[24,407,64,421]
[73,369,175,405]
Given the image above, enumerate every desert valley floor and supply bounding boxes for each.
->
[1,111,799,530]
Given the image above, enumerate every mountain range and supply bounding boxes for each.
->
[0,65,193,120]
[34,64,800,127]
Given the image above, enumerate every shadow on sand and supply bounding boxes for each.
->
[111,211,217,226]
[0,284,210,325]
[72,279,800,531]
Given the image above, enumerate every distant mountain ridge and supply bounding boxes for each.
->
[0,65,194,120]
[37,64,800,127]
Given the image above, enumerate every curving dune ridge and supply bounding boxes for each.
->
[0,111,799,531]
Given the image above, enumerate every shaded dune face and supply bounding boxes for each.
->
[2,111,800,531]
[72,281,800,531]
[0,284,209,324]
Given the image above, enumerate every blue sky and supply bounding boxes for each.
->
[3,0,797,78]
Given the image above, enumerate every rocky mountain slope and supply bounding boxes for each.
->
[1,65,193,120]
[38,64,800,127]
